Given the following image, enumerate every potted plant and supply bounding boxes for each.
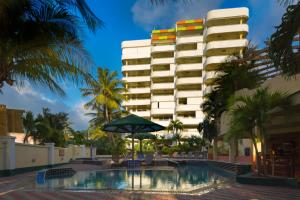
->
[111,137,126,163]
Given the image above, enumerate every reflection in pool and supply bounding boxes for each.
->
[37,165,230,192]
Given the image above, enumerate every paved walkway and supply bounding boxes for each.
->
[0,164,299,200]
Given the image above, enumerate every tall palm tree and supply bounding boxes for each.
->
[81,67,126,144]
[226,88,290,174]
[167,119,183,145]
[0,0,101,94]
[269,1,300,76]
[81,67,126,123]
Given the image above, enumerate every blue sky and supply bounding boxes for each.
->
[0,0,286,130]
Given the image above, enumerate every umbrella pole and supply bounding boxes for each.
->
[132,132,134,161]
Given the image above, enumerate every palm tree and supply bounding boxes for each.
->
[32,108,71,147]
[269,1,300,76]
[81,67,126,123]
[167,119,183,145]
[197,118,217,143]
[226,88,290,175]
[81,68,126,144]
[22,111,38,144]
[0,0,101,94]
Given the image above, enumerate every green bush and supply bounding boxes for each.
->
[162,146,171,155]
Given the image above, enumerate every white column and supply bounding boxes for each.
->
[0,136,16,170]
[91,147,97,159]
[213,139,218,160]
[80,145,86,158]
[45,143,55,166]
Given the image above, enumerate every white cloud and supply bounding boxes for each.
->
[132,0,223,31]
[0,83,91,130]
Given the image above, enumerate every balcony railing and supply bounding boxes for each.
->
[152,82,174,90]
[122,64,150,72]
[176,64,202,72]
[122,76,150,83]
[151,57,175,65]
[176,77,202,86]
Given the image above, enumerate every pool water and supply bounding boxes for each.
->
[37,165,231,192]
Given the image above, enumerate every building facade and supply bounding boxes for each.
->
[121,7,249,137]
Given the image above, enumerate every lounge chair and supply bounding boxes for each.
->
[145,154,154,165]
[188,152,194,159]
[127,160,141,168]
[137,152,144,160]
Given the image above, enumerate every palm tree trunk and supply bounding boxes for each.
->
[250,132,262,175]
[105,105,115,145]
[261,136,268,175]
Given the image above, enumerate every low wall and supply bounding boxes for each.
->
[0,142,4,170]
[15,143,49,168]
[0,137,91,176]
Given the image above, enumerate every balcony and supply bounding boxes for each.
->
[152,120,170,127]
[152,70,174,78]
[152,45,175,53]
[122,39,151,48]
[205,39,248,57]
[205,39,248,52]
[176,49,202,58]
[152,108,174,115]
[176,90,202,98]
[203,71,223,85]
[122,76,150,83]
[176,77,202,86]
[206,7,249,23]
[177,117,202,125]
[176,105,201,112]
[176,64,202,72]
[152,82,174,90]
[204,24,248,39]
[204,56,228,69]
[127,87,150,94]
[122,64,150,72]
[151,57,174,65]
[130,110,151,118]
[152,95,174,101]
[123,99,151,106]
[176,36,203,44]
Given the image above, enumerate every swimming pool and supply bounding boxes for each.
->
[36,164,231,192]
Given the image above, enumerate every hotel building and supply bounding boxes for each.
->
[121,7,249,137]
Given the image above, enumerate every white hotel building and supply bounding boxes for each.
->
[121,7,249,137]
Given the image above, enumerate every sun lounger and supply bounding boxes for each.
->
[127,160,141,168]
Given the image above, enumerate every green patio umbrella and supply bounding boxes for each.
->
[126,132,157,153]
[102,114,164,161]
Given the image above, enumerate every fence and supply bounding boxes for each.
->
[0,136,92,176]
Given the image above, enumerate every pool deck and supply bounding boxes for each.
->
[0,163,300,200]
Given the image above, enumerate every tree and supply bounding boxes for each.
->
[35,108,71,147]
[197,118,217,143]
[81,67,126,144]
[167,119,183,145]
[0,0,101,94]
[226,88,290,175]
[201,45,262,139]
[269,1,300,76]
[22,111,38,144]
[81,68,126,123]
[66,130,86,145]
